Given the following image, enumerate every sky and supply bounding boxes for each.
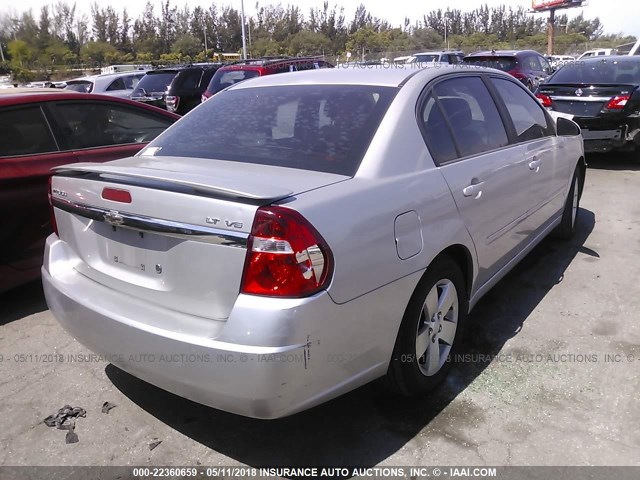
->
[2,0,640,39]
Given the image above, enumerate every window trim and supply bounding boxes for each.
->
[415,72,513,167]
[0,104,60,158]
[485,74,556,145]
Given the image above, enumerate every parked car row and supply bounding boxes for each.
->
[65,57,334,115]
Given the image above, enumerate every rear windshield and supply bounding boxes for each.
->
[206,69,261,95]
[464,56,517,72]
[548,59,640,84]
[65,81,93,93]
[132,72,178,95]
[143,85,397,176]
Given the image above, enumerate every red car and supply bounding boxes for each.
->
[201,57,334,102]
[0,89,179,293]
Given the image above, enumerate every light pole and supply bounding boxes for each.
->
[444,16,452,51]
[240,0,248,60]
[202,17,208,58]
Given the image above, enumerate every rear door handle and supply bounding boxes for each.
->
[463,181,485,199]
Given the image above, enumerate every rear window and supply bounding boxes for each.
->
[65,81,93,93]
[206,69,261,95]
[549,59,640,84]
[133,72,178,95]
[464,56,517,72]
[143,85,397,176]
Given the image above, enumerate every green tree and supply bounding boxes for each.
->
[171,34,202,57]
[7,39,35,67]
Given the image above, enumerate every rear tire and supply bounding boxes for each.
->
[555,165,582,240]
[385,256,468,396]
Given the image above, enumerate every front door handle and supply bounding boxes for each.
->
[463,181,485,199]
[528,158,541,172]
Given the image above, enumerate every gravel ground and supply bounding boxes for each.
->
[0,153,639,468]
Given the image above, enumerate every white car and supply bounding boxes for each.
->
[577,48,615,60]
[65,71,147,99]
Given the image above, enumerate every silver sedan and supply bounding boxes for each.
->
[43,65,585,419]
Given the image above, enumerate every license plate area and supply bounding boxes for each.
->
[92,221,177,280]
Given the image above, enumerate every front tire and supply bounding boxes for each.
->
[385,256,468,396]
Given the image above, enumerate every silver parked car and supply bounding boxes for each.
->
[64,71,147,99]
[43,66,585,419]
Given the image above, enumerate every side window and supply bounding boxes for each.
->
[491,77,552,142]
[419,94,459,164]
[539,55,551,72]
[180,70,203,90]
[106,77,126,91]
[123,74,143,90]
[51,102,175,149]
[433,76,509,157]
[0,106,58,157]
[441,54,450,64]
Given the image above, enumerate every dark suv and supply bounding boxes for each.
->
[165,63,223,114]
[130,68,183,110]
[201,57,333,101]
[463,50,552,91]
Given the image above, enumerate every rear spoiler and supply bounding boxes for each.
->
[53,163,293,203]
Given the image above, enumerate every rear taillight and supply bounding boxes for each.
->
[508,70,527,81]
[165,95,179,112]
[47,176,58,236]
[536,94,553,108]
[240,206,334,298]
[604,95,630,110]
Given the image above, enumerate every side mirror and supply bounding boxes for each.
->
[557,117,581,137]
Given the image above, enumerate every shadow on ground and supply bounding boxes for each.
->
[107,209,596,467]
[0,280,47,326]
[586,151,640,171]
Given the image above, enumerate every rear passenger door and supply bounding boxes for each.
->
[418,75,536,289]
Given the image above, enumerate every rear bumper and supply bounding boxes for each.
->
[575,118,640,152]
[42,235,401,418]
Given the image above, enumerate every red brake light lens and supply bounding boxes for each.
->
[102,187,132,203]
[536,94,553,108]
[47,176,58,236]
[604,95,630,110]
[240,206,334,297]
[508,70,527,81]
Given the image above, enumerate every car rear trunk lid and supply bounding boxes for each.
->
[539,83,638,117]
[51,156,348,320]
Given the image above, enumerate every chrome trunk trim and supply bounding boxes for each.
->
[52,198,248,248]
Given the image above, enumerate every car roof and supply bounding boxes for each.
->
[217,56,326,70]
[68,71,148,83]
[413,51,462,55]
[0,90,179,115]
[227,64,499,90]
[579,55,640,63]
[466,50,539,57]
